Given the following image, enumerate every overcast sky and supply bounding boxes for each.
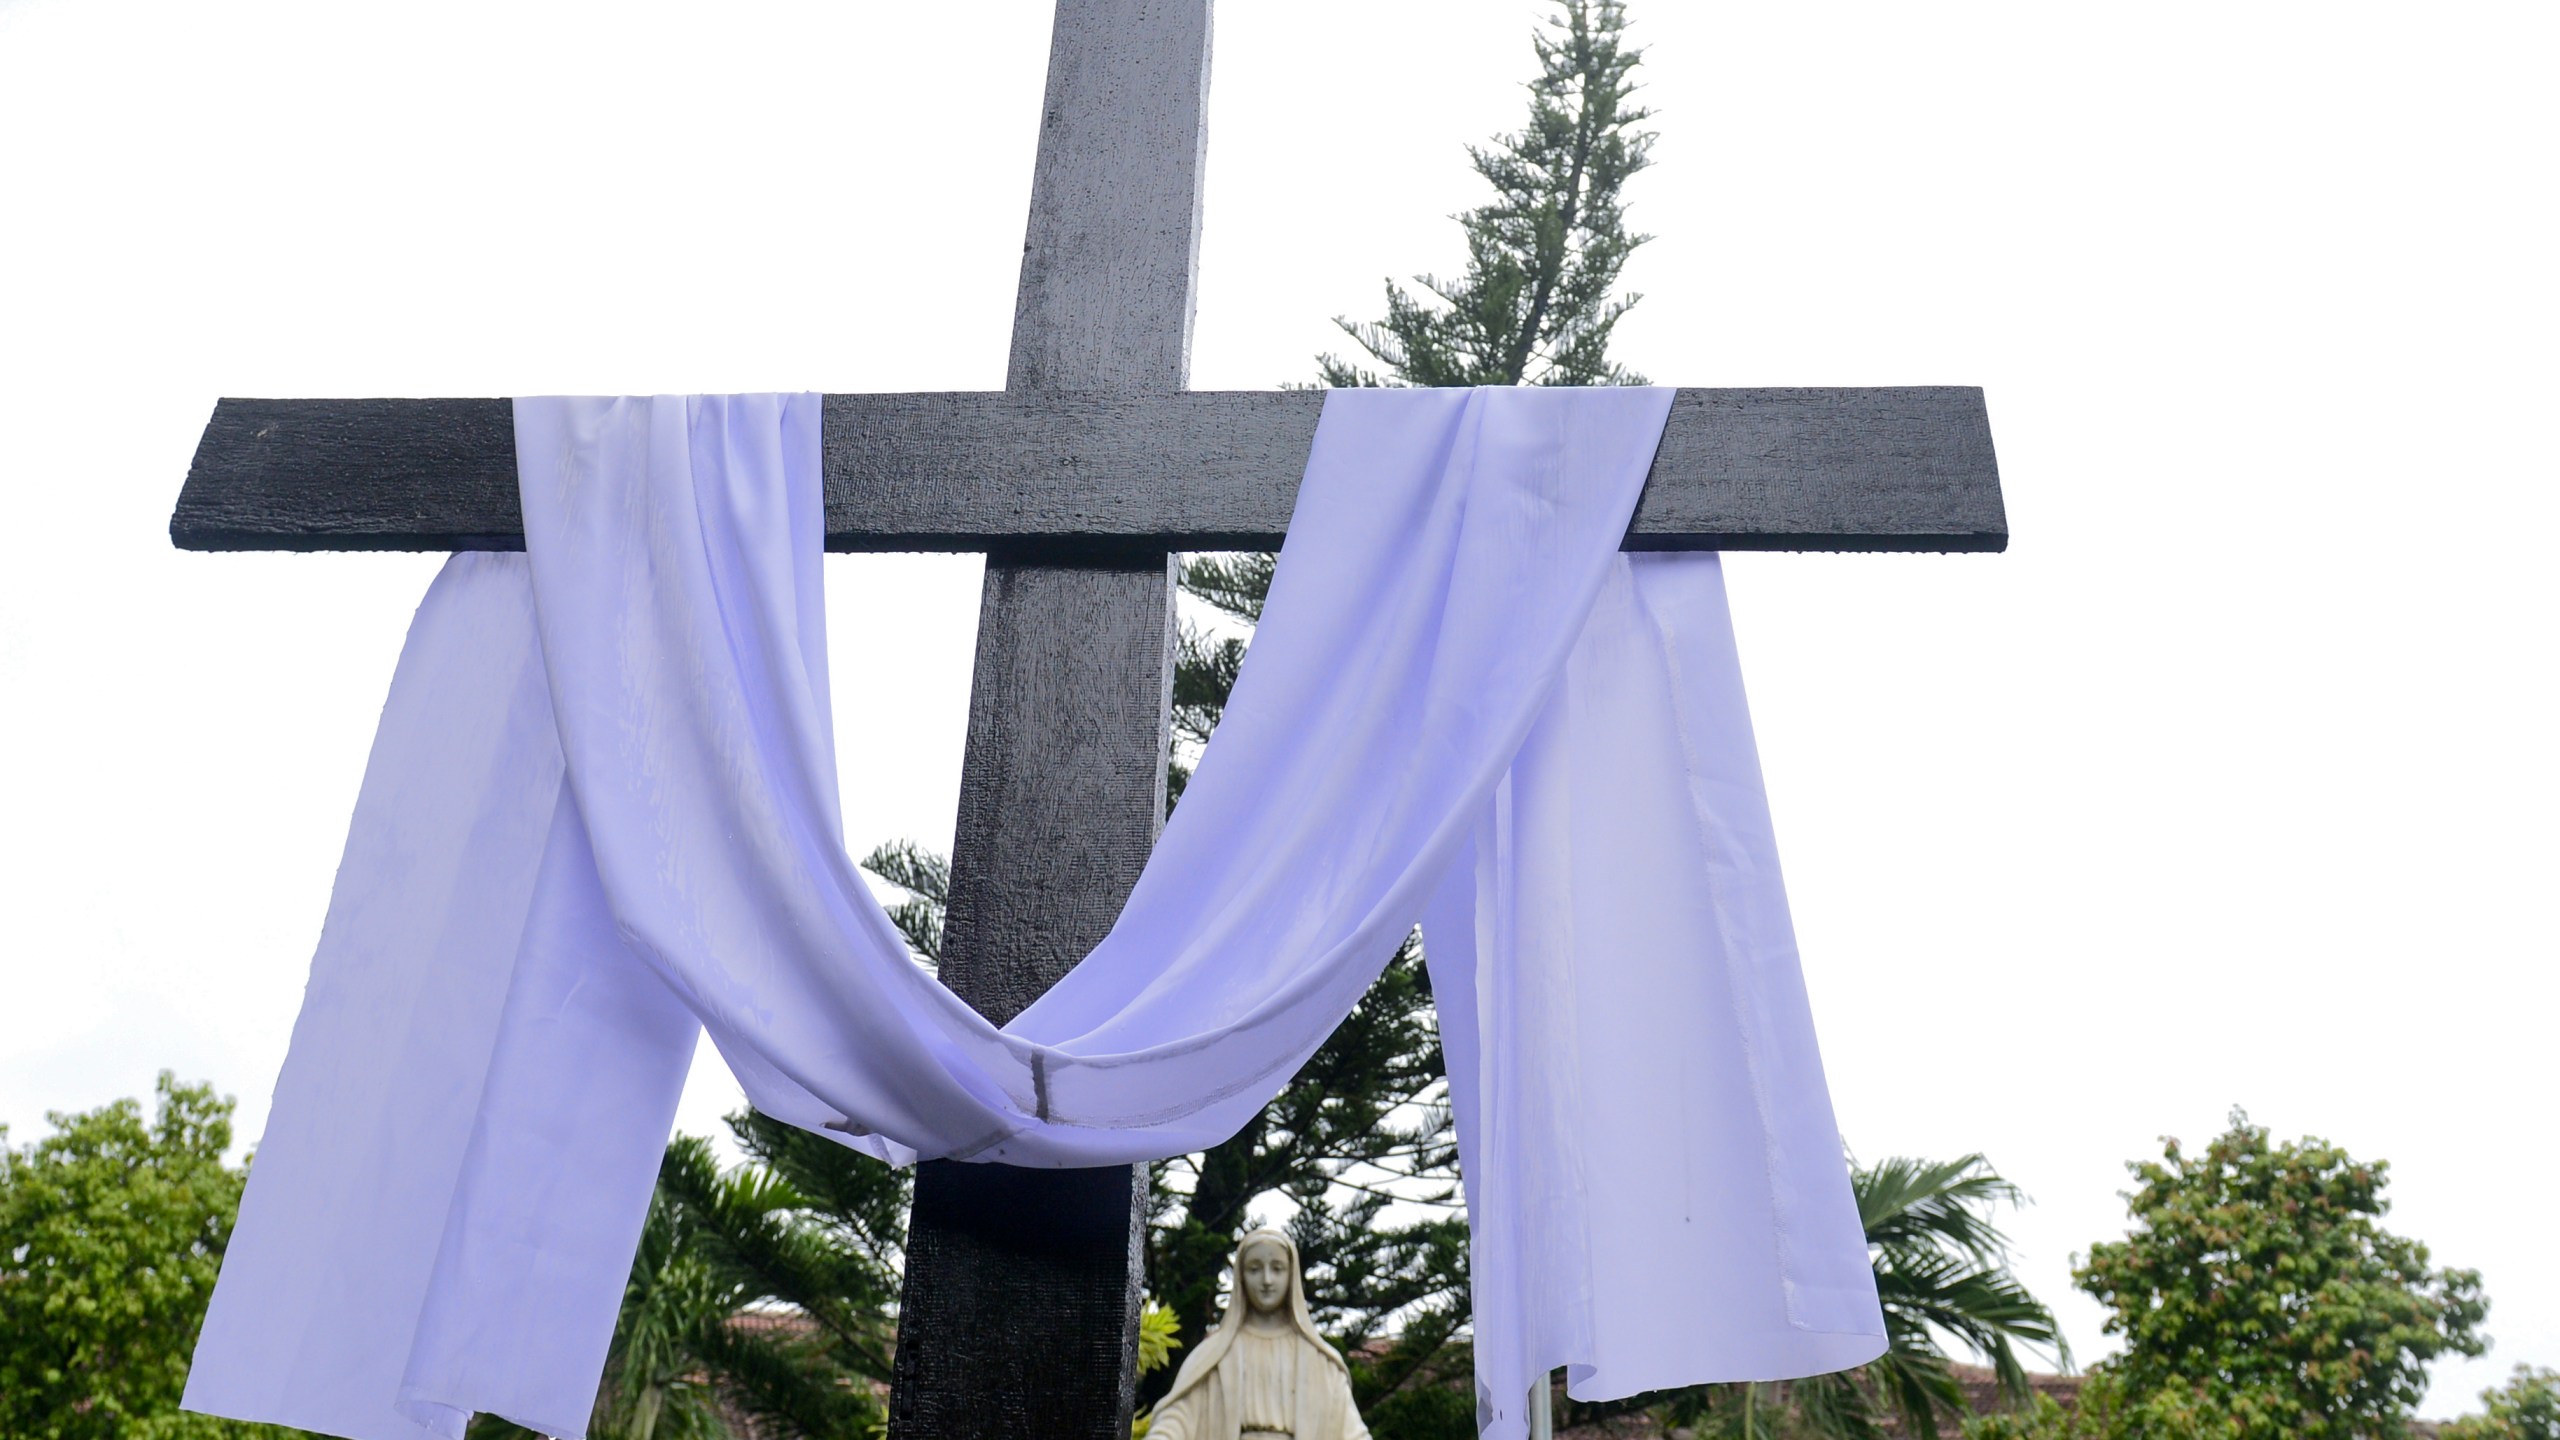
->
[2,0,2552,1416]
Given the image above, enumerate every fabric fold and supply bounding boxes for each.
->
[188,387,1883,1440]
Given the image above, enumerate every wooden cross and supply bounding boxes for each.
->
[169,2,2004,1435]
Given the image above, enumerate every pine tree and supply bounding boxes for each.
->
[1318,0,1656,391]
[0,1076,325,1440]
[1125,8,1663,1433]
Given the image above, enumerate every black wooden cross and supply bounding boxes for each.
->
[169,2,2004,1436]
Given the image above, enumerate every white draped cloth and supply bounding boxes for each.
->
[184,388,1884,1440]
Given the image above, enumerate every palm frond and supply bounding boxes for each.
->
[1856,1154,2025,1265]
[686,1307,882,1439]
[1857,1153,2071,1431]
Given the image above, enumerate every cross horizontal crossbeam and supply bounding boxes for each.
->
[169,386,2005,557]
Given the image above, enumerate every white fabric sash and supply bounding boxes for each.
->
[185,388,1883,1440]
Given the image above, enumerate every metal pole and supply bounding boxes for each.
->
[1530,1372,1553,1440]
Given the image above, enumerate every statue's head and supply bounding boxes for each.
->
[1156,1226,1348,1411]
[1238,1231,1294,1315]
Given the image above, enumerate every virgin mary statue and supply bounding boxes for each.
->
[1148,1229,1371,1440]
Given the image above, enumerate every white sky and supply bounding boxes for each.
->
[1,0,2552,1417]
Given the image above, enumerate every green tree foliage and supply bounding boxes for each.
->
[1960,1366,2431,1440]
[861,839,949,967]
[2443,1366,2560,1440]
[705,1110,908,1373]
[1967,1118,2499,1440]
[469,1113,908,1440]
[1136,1301,1186,1380]
[1318,0,1655,390]
[653,1113,906,1436]
[472,1110,1186,1440]
[1645,1156,2067,1440]
[1844,1156,2070,1435]
[2070,1110,2487,1440]
[573,1146,768,1440]
[0,1075,316,1440]
[1959,1372,2129,1440]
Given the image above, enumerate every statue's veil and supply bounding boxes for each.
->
[1155,1227,1347,1411]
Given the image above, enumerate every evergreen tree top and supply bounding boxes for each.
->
[1320,0,1657,390]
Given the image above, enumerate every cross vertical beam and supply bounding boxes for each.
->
[887,2,1211,1435]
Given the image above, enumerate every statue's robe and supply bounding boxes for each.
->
[1146,1326,1370,1440]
